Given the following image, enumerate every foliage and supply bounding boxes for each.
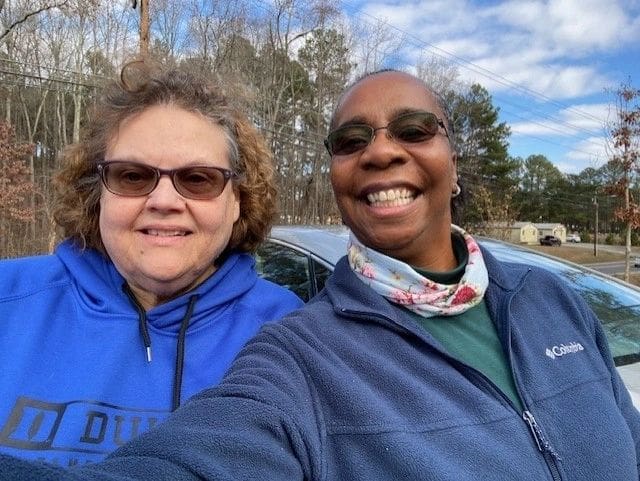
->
[469,184,517,241]
[0,0,637,257]
[513,154,565,222]
[0,121,36,257]
[0,121,34,221]
[605,233,618,245]
[606,81,640,225]
[603,80,640,279]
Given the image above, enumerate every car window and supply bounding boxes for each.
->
[565,272,640,366]
[255,242,312,302]
[485,239,640,366]
[312,260,331,294]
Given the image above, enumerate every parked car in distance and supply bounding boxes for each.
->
[256,225,640,409]
[567,233,581,243]
[634,257,640,268]
[540,234,562,246]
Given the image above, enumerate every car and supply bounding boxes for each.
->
[539,234,562,246]
[256,225,640,408]
[567,233,581,243]
[634,257,640,268]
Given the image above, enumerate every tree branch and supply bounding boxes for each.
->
[0,1,69,44]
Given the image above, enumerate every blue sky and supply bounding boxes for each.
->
[341,0,640,175]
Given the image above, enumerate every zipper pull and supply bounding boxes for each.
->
[522,410,562,460]
[523,410,544,452]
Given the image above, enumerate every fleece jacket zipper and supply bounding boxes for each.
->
[340,306,563,481]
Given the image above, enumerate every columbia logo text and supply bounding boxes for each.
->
[545,342,584,360]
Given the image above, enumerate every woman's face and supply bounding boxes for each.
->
[99,104,240,309]
[330,72,458,269]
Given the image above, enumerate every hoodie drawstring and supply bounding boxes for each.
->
[172,294,198,411]
[122,284,153,362]
[122,285,199,411]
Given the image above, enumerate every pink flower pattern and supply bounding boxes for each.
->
[361,264,375,279]
[451,285,477,305]
[347,225,489,318]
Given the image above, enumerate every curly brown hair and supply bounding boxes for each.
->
[53,60,277,257]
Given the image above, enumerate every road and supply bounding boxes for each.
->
[565,242,640,276]
[585,260,638,276]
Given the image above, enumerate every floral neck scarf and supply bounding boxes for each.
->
[347,225,489,318]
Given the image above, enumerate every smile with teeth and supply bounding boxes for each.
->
[143,229,188,237]
[366,188,415,207]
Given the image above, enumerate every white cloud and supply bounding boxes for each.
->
[561,135,609,173]
[345,0,639,173]
[359,0,475,37]
[463,56,611,98]
[511,103,610,137]
[351,0,636,99]
[486,0,638,53]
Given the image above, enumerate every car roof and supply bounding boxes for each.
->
[270,225,351,267]
[272,226,598,274]
[269,225,640,302]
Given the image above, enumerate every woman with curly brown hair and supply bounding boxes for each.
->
[0,61,302,465]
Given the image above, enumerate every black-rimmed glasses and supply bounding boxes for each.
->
[324,111,449,157]
[97,161,238,200]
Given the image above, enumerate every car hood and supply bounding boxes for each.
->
[617,363,640,408]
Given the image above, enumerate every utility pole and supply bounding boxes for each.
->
[624,167,631,282]
[593,196,598,257]
[133,0,150,57]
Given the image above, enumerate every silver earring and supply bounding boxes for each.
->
[451,184,461,198]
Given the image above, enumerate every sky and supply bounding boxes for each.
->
[341,0,640,175]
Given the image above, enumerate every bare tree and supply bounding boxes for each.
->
[416,54,465,97]
[0,0,69,44]
[151,0,186,58]
[606,80,640,281]
[349,17,404,75]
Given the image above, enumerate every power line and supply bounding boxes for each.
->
[342,0,608,125]
[247,0,615,164]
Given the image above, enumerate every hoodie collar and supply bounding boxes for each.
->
[55,239,258,333]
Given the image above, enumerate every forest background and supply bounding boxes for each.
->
[1,0,639,259]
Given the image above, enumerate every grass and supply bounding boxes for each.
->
[528,244,640,287]
[528,245,625,264]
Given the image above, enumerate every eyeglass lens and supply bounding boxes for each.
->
[99,161,234,200]
[326,111,442,156]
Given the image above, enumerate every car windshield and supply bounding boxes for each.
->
[264,228,640,367]
[481,238,640,366]
[573,277,640,365]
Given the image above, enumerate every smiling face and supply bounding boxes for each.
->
[330,71,458,270]
[99,104,240,309]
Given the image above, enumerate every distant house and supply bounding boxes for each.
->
[510,222,539,245]
[534,223,566,243]
[479,221,566,244]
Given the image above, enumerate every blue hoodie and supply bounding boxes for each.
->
[0,240,302,465]
[0,248,638,480]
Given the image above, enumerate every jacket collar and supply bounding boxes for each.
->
[480,245,531,292]
[325,245,531,319]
